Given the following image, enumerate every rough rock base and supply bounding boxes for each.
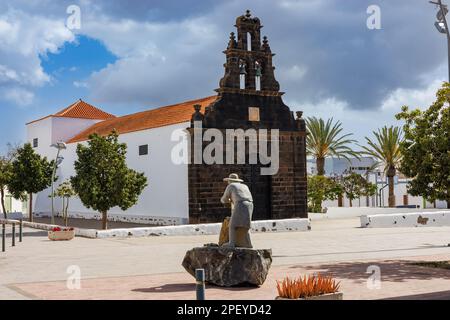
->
[182,244,272,287]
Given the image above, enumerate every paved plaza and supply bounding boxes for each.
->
[1,218,450,300]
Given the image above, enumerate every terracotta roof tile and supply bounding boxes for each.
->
[67,96,217,143]
[26,100,115,125]
[54,100,115,120]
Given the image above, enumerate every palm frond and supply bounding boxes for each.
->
[361,126,403,173]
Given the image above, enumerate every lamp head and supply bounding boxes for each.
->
[51,141,67,150]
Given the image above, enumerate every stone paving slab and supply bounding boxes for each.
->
[7,254,450,300]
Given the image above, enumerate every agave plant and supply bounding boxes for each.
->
[276,274,340,299]
[306,117,359,176]
[362,126,402,208]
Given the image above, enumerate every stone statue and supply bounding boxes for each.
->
[220,173,253,248]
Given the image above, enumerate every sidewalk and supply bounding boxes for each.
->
[2,218,450,300]
[8,254,450,300]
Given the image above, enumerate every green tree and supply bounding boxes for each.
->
[342,173,367,207]
[50,180,76,226]
[70,131,148,229]
[0,157,13,219]
[307,175,343,213]
[306,117,359,176]
[396,83,450,208]
[0,144,23,218]
[362,126,402,208]
[8,143,54,221]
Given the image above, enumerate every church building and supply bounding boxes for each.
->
[26,11,308,226]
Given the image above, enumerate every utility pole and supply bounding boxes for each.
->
[430,0,450,81]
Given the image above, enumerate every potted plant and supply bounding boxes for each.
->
[276,274,342,300]
[48,227,75,241]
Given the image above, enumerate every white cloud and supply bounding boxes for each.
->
[280,64,308,81]
[2,87,35,106]
[0,8,75,105]
[381,79,443,111]
[79,14,223,106]
[288,79,445,150]
[73,81,88,88]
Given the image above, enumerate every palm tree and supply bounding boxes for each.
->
[362,126,402,208]
[306,117,359,176]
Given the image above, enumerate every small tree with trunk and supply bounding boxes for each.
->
[0,158,12,219]
[0,144,21,218]
[50,180,76,226]
[70,131,147,229]
[307,175,343,213]
[341,173,371,207]
[396,82,450,208]
[7,143,54,222]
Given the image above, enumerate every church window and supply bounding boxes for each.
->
[139,144,148,156]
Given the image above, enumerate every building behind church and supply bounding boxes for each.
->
[26,11,308,226]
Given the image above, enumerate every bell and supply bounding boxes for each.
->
[239,64,247,75]
[255,67,262,77]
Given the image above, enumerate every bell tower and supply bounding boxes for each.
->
[219,10,280,93]
[188,10,308,224]
[202,10,296,130]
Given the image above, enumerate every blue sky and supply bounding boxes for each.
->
[0,0,448,153]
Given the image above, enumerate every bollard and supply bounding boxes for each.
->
[2,224,5,252]
[195,268,206,300]
[12,223,15,247]
[19,219,22,242]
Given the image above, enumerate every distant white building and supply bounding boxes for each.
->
[26,96,216,225]
[307,157,448,209]
[307,157,376,176]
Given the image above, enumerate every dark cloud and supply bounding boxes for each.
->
[1,0,447,112]
[77,0,448,111]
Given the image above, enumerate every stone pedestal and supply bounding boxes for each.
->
[182,244,272,287]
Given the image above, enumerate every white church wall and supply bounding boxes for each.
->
[51,117,101,144]
[33,122,191,225]
[27,117,54,214]
[27,117,54,159]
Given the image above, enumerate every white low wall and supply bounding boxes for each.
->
[21,218,311,239]
[310,207,449,220]
[360,211,450,228]
[94,218,311,239]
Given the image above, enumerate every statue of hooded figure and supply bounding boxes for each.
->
[220,173,254,248]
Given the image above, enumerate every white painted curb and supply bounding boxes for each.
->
[94,218,311,239]
[21,218,310,239]
[360,211,450,228]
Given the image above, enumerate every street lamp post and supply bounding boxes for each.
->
[50,141,66,225]
[431,0,450,81]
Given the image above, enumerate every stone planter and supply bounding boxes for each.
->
[276,292,343,300]
[48,230,75,241]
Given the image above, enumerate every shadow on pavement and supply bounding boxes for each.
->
[383,290,450,300]
[133,283,195,293]
[132,283,261,294]
[290,260,450,282]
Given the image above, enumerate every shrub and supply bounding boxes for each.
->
[276,274,340,299]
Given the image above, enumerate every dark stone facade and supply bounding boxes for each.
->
[188,11,307,224]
